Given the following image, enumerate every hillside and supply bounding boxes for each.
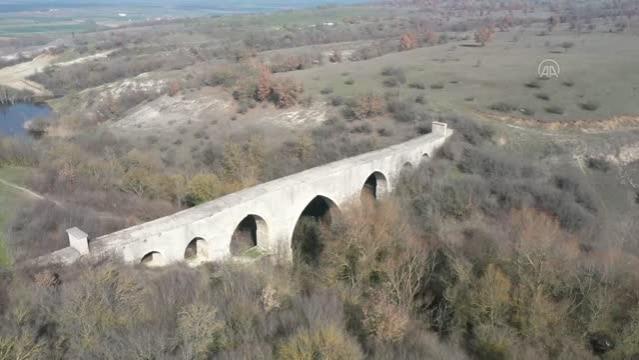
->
[1,0,639,358]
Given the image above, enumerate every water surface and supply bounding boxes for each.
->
[0,102,52,137]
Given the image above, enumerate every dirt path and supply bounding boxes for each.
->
[478,110,639,133]
[54,49,115,67]
[0,177,45,201]
[0,54,54,96]
[0,50,115,96]
[0,177,122,221]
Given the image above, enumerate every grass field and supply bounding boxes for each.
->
[0,166,32,268]
[292,24,639,125]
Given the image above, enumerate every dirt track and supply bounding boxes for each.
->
[0,50,115,97]
[0,54,54,96]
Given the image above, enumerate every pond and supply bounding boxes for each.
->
[0,102,53,137]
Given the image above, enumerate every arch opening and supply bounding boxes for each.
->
[141,251,165,267]
[292,195,339,266]
[231,214,267,256]
[360,171,389,204]
[184,237,208,263]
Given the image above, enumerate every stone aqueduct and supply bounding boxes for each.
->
[31,122,452,267]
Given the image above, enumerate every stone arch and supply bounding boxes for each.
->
[184,237,208,263]
[140,251,165,267]
[291,195,340,265]
[361,171,389,203]
[230,214,268,256]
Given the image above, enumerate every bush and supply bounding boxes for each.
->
[330,95,345,107]
[0,137,39,166]
[409,81,426,89]
[415,94,426,104]
[344,79,355,85]
[525,80,541,88]
[381,66,405,79]
[278,325,364,360]
[377,128,393,137]
[489,102,517,113]
[562,80,575,87]
[387,99,418,123]
[580,100,599,111]
[535,93,550,101]
[430,82,445,90]
[383,78,400,88]
[519,107,535,116]
[586,157,611,172]
[351,123,373,134]
[352,94,385,119]
[545,105,565,115]
[320,87,334,95]
[271,78,304,108]
[380,66,406,85]
[560,41,574,51]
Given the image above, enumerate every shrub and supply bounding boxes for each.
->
[430,82,445,90]
[344,79,355,85]
[185,173,223,205]
[560,41,574,51]
[475,25,495,46]
[489,102,517,113]
[351,123,373,134]
[352,94,385,119]
[146,135,159,145]
[380,66,406,84]
[519,107,535,116]
[377,128,393,137]
[525,80,541,88]
[545,105,564,115]
[562,80,575,87]
[320,87,334,95]
[387,99,418,123]
[278,325,364,360]
[580,101,599,111]
[300,95,313,107]
[383,78,400,88]
[415,95,426,104]
[330,95,345,107]
[0,137,39,166]
[586,157,611,172]
[409,81,426,89]
[381,66,403,78]
[177,303,226,357]
[400,32,419,51]
[271,78,304,108]
[535,93,550,101]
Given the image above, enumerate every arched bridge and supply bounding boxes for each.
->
[31,122,451,267]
